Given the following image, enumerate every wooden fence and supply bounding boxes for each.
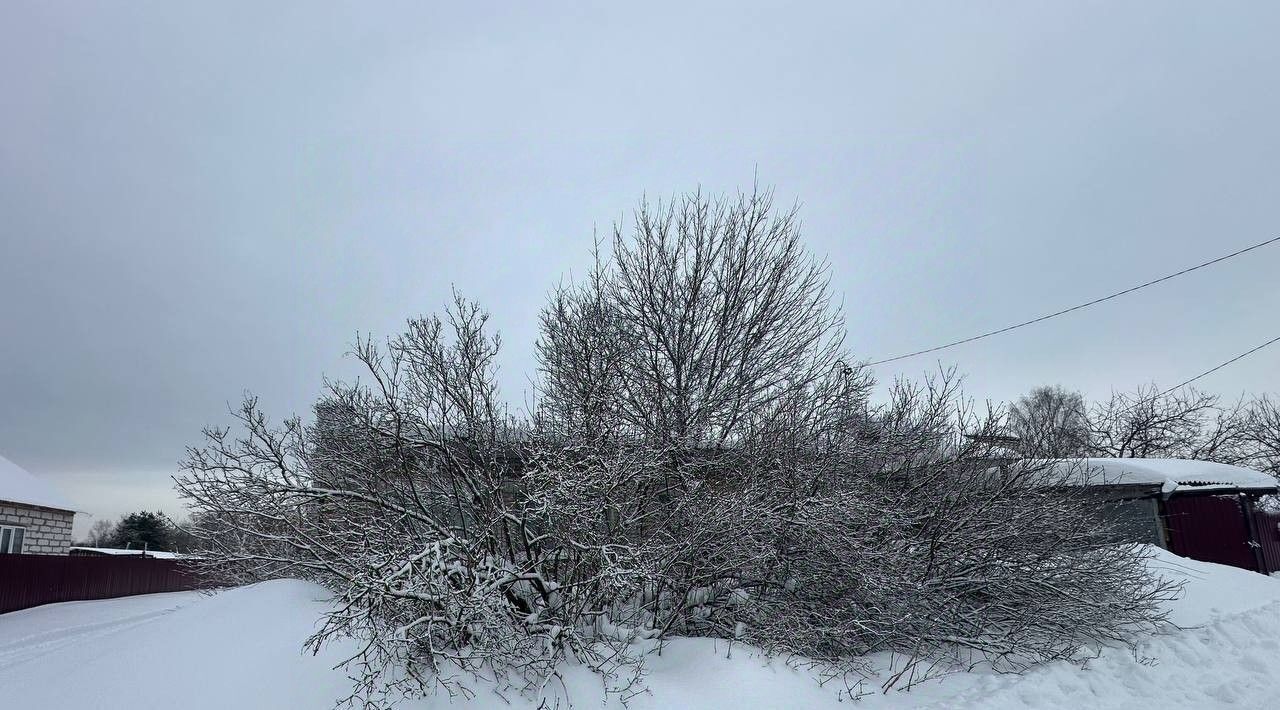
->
[0,553,206,614]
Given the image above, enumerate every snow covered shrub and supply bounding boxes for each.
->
[176,295,620,705]
[741,373,1181,690]
[177,186,1180,707]
[531,188,1180,690]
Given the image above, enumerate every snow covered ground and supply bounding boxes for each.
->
[2,548,1277,709]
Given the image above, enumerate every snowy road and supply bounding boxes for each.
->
[0,581,358,710]
[1,549,1278,709]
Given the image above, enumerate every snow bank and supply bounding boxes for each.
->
[1148,545,1280,626]
[847,547,1280,709]
[2,547,1279,709]
[884,601,1280,709]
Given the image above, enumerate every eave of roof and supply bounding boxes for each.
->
[1038,458,1278,497]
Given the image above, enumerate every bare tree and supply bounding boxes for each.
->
[1088,385,1251,463]
[78,517,116,548]
[1244,394,1280,478]
[536,239,628,442]
[533,188,858,651]
[1007,385,1091,457]
[539,187,845,449]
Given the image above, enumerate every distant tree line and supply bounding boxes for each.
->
[1007,384,1280,476]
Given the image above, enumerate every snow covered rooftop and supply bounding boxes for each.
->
[1044,458,1277,495]
[0,453,76,512]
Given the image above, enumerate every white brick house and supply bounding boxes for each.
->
[0,454,77,555]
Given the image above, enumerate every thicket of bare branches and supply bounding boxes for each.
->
[722,371,1176,690]
[177,188,1180,707]
[176,296,588,705]
[532,191,1175,689]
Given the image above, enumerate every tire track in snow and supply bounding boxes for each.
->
[0,597,200,672]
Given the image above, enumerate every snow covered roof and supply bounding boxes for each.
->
[0,453,76,512]
[1043,458,1277,495]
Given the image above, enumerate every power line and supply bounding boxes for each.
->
[1097,335,1280,423]
[867,234,1280,366]
[1156,334,1280,397]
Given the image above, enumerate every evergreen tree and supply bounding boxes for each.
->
[109,511,174,551]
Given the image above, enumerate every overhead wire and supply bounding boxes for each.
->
[866,235,1280,366]
[1154,334,1280,397]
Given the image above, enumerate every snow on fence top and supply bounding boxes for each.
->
[1042,458,1277,495]
[68,547,184,559]
[0,453,76,512]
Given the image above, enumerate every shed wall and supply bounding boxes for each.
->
[1100,497,1166,547]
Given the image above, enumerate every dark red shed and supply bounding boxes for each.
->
[1049,458,1280,574]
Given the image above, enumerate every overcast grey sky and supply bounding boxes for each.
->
[2,2,1278,533]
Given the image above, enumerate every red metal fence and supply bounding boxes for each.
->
[1163,495,1258,571]
[1163,494,1280,575]
[0,554,206,614]
[1253,507,1280,575]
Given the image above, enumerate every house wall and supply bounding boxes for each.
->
[0,501,74,555]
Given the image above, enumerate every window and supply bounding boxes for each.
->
[0,525,25,554]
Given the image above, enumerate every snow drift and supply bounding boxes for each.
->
[1,546,1277,709]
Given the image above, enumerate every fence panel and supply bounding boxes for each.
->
[1163,495,1258,572]
[1253,508,1280,575]
[0,554,205,614]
